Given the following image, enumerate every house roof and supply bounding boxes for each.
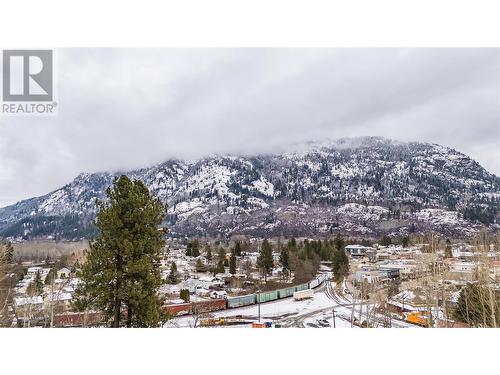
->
[14,296,43,306]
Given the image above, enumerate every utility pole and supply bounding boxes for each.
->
[257,292,261,322]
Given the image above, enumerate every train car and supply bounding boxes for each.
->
[165,303,192,317]
[405,312,430,327]
[53,311,104,327]
[294,283,309,292]
[309,278,320,289]
[192,299,227,314]
[277,286,295,299]
[227,294,257,308]
[309,273,328,289]
[257,290,278,303]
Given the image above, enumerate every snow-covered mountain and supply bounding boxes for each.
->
[1,137,499,240]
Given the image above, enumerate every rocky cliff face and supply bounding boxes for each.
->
[1,137,499,240]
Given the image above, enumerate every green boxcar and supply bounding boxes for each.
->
[257,290,278,303]
[277,287,295,299]
[294,283,309,292]
[227,294,257,308]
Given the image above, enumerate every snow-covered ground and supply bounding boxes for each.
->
[163,284,416,328]
[302,311,354,328]
[164,290,341,328]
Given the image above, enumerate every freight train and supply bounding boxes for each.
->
[165,273,327,317]
[53,273,328,326]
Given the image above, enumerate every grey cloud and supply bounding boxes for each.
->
[0,48,498,207]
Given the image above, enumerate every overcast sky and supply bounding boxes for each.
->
[0,48,499,208]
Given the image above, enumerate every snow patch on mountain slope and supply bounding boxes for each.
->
[336,203,389,221]
[250,177,275,197]
[180,162,233,196]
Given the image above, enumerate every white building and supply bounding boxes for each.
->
[345,245,373,257]
[57,267,71,279]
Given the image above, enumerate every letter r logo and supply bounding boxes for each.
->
[2,50,53,102]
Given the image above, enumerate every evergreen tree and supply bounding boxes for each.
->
[214,260,225,275]
[380,235,392,247]
[333,234,345,253]
[0,242,14,264]
[331,235,349,282]
[191,240,200,258]
[195,258,206,272]
[257,239,274,282]
[205,244,212,264]
[179,289,190,303]
[454,283,500,327]
[185,242,192,257]
[279,248,290,279]
[279,248,289,272]
[229,249,237,275]
[0,243,5,265]
[401,236,410,248]
[233,241,242,256]
[74,175,167,328]
[217,247,226,265]
[167,262,178,284]
[4,242,14,264]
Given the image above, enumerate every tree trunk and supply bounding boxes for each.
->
[113,296,121,327]
[113,254,123,328]
[113,275,121,328]
[127,304,132,328]
[488,287,497,328]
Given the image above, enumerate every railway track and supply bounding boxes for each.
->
[278,280,357,327]
[281,280,417,328]
[167,274,417,328]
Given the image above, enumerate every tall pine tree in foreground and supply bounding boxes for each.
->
[74,175,167,328]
